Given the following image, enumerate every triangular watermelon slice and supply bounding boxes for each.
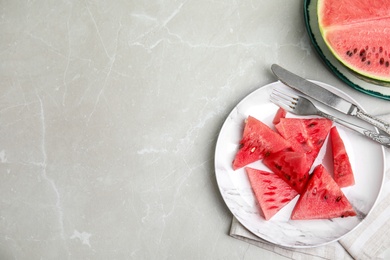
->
[245,167,298,220]
[291,165,356,220]
[232,116,291,170]
[263,151,311,194]
[272,107,287,125]
[330,126,355,188]
[275,118,332,169]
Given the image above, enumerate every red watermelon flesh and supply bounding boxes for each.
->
[275,118,332,169]
[318,0,390,28]
[330,127,355,188]
[318,0,390,82]
[246,167,298,220]
[291,165,356,220]
[272,107,287,125]
[263,151,310,194]
[232,116,291,170]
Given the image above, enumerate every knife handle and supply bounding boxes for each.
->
[330,116,390,148]
[356,110,390,135]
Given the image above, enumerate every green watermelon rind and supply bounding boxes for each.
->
[317,0,390,83]
[304,0,390,100]
[319,24,390,83]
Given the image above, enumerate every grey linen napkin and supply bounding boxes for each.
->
[229,116,390,260]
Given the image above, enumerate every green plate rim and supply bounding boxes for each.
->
[303,0,390,100]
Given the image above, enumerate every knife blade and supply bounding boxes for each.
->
[271,64,390,135]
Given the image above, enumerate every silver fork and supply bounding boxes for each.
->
[270,88,390,148]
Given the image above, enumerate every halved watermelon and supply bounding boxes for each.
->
[330,127,355,188]
[318,0,390,82]
[275,118,332,169]
[291,165,356,220]
[246,167,298,220]
[263,151,310,194]
[232,116,291,170]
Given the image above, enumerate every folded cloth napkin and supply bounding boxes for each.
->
[230,115,390,260]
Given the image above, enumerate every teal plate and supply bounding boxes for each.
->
[304,0,390,100]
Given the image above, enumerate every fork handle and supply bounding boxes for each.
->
[318,112,390,148]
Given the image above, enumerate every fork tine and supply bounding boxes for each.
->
[270,94,295,112]
[272,88,299,101]
[270,96,293,112]
[270,88,298,112]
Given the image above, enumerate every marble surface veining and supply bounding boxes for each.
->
[0,1,389,259]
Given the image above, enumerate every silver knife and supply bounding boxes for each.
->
[271,64,390,135]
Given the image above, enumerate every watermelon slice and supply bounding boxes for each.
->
[330,127,355,188]
[291,165,356,220]
[245,167,298,220]
[232,116,290,170]
[275,118,332,169]
[318,0,390,82]
[263,151,310,194]
[272,107,287,125]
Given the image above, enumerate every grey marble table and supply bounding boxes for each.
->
[1,1,389,259]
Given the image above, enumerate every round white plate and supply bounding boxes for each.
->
[214,81,385,248]
[304,0,390,100]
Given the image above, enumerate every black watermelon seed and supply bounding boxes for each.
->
[361,57,366,62]
[367,61,371,65]
[379,46,383,53]
[380,58,384,65]
[353,48,358,53]
[386,61,390,67]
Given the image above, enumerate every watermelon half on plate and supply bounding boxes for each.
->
[318,0,390,83]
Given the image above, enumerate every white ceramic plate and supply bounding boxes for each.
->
[215,81,386,248]
[304,0,390,100]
